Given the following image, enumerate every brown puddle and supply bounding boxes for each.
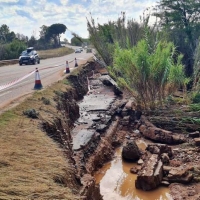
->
[94,141,172,200]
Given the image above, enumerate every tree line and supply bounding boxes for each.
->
[87,0,200,110]
[0,23,88,60]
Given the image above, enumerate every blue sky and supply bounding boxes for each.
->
[0,0,157,42]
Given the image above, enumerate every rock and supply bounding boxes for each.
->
[163,166,193,184]
[146,144,173,157]
[121,108,128,117]
[113,85,123,96]
[161,181,170,186]
[130,166,141,174]
[99,75,123,96]
[121,116,130,126]
[194,138,200,146]
[138,116,186,144]
[122,140,140,161]
[133,129,140,134]
[189,131,200,138]
[125,100,134,110]
[161,153,170,164]
[135,154,163,191]
[137,159,144,165]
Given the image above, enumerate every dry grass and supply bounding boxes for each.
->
[0,79,80,199]
[38,47,74,60]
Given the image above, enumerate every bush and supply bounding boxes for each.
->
[23,109,39,119]
[112,39,187,110]
[0,40,27,60]
[41,97,50,105]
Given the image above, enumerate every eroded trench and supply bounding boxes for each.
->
[66,61,176,200]
[44,60,198,200]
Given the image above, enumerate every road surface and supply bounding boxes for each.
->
[0,49,93,111]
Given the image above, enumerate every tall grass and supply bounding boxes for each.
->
[87,13,148,66]
[112,39,187,109]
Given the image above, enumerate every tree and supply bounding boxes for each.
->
[154,0,200,77]
[46,23,67,47]
[71,36,82,46]
[154,0,200,49]
[0,24,10,43]
[28,35,37,47]
[40,25,48,39]
[7,31,16,42]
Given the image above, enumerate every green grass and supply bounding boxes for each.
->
[181,117,200,125]
[0,110,17,126]
[189,103,200,111]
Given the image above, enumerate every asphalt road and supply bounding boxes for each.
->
[0,49,93,111]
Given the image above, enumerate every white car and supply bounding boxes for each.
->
[75,48,81,53]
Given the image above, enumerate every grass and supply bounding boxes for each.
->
[0,78,80,199]
[189,103,200,111]
[38,47,74,59]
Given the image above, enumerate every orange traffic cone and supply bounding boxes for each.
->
[34,68,43,90]
[66,61,70,73]
[75,58,78,67]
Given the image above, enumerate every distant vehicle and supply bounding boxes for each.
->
[19,47,40,65]
[75,48,81,53]
[80,47,83,51]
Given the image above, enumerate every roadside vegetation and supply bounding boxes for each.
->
[0,23,89,61]
[87,1,200,110]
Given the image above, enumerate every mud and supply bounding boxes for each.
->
[94,144,172,200]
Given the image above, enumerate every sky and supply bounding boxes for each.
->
[0,0,157,42]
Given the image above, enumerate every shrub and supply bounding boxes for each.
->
[41,97,50,105]
[192,92,200,103]
[112,40,187,110]
[23,109,39,119]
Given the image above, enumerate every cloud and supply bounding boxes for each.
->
[15,10,36,21]
[0,0,157,41]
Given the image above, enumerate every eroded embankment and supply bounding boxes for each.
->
[41,60,133,199]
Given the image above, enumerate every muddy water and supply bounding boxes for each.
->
[94,141,172,200]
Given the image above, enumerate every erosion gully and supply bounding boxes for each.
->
[67,61,173,200]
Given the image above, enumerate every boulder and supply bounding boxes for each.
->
[122,140,140,161]
[135,154,163,191]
